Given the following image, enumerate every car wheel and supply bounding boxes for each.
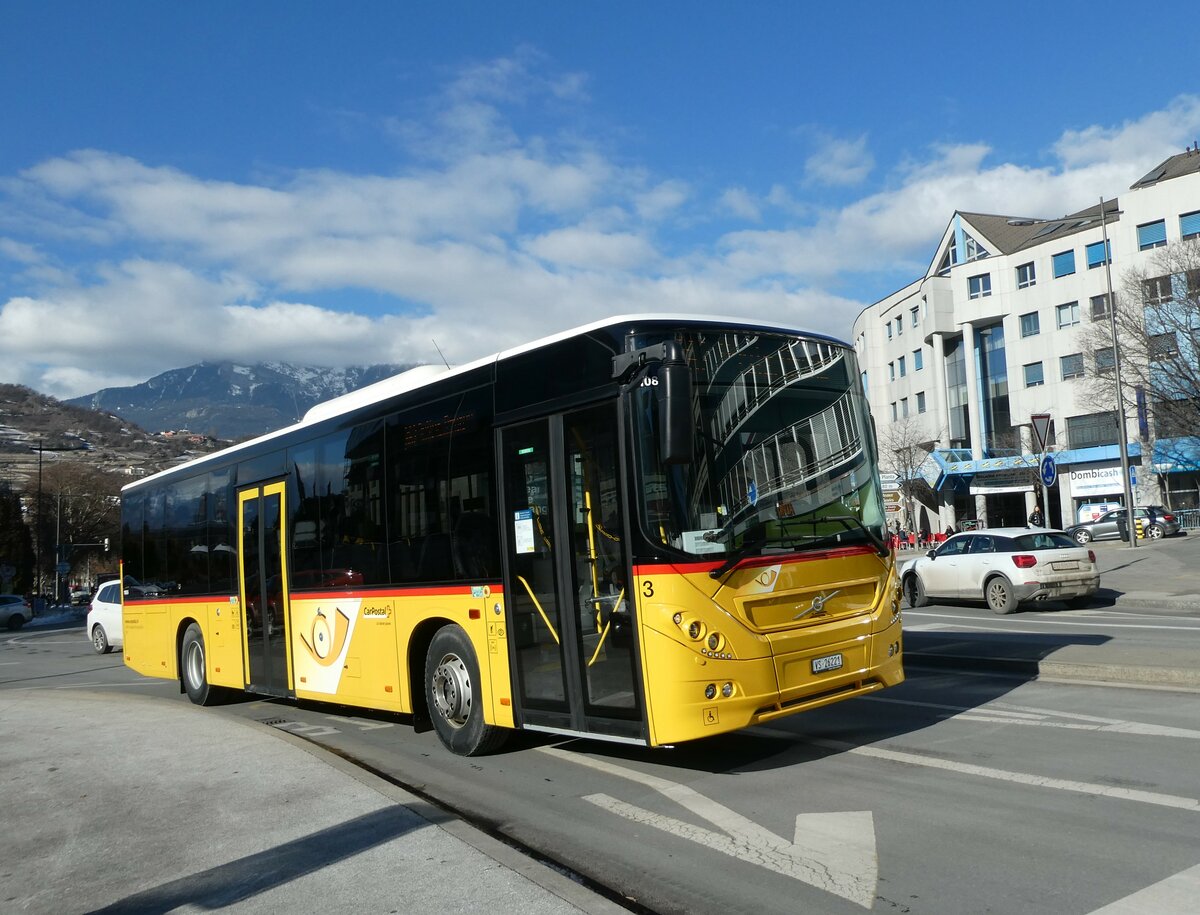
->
[425,625,507,756]
[985,576,1018,614]
[1146,524,1164,540]
[6,614,25,631]
[181,623,219,706]
[904,573,928,608]
[1073,528,1092,545]
[91,624,112,654]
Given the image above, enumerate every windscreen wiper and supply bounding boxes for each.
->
[708,522,767,581]
[823,515,890,557]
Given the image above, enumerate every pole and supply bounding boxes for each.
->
[1100,197,1138,550]
[54,491,62,604]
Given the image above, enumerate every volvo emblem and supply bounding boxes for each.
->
[794,589,841,620]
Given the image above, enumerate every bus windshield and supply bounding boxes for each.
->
[633,329,887,562]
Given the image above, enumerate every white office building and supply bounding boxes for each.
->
[852,148,1200,533]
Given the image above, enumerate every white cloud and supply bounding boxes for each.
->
[804,133,875,187]
[2,52,1198,406]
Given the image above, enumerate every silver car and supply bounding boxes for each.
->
[1068,506,1180,543]
[0,594,31,630]
[86,581,123,654]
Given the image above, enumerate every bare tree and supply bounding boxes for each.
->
[876,415,942,536]
[1080,238,1200,496]
[28,462,122,591]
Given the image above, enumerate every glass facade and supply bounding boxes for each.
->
[977,325,1013,455]
[944,336,970,450]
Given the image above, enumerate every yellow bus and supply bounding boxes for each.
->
[120,316,903,755]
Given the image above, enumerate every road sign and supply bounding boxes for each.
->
[1031,413,1052,452]
[1039,453,1057,487]
[1129,465,1138,486]
[881,481,901,492]
[879,472,900,483]
[885,503,903,513]
[883,490,902,504]
[55,561,70,574]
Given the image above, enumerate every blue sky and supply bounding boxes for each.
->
[3,1,1200,399]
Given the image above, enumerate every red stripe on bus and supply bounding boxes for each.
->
[634,546,876,576]
[291,584,504,600]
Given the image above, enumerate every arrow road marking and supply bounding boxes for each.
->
[1086,861,1200,914]
[538,746,877,908]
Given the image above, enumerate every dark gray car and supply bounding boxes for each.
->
[1068,506,1181,543]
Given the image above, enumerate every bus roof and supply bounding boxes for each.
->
[122,313,844,493]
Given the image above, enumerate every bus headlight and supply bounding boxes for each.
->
[704,683,717,700]
[707,632,724,652]
[721,682,734,698]
[682,618,706,641]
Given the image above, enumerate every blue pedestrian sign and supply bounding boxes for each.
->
[1129,465,1137,487]
[1039,454,1057,487]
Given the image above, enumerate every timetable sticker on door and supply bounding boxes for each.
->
[514,509,536,554]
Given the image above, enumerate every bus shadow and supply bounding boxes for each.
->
[544,628,1114,775]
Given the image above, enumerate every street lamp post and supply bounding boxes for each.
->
[1100,197,1138,551]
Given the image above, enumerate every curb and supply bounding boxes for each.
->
[906,652,1200,688]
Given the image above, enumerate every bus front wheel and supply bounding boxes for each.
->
[181,623,217,706]
[424,625,507,756]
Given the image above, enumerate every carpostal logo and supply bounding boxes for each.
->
[362,604,393,620]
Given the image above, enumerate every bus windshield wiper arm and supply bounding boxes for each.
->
[824,515,889,557]
[708,523,767,580]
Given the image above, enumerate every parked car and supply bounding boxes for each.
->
[903,528,1100,614]
[1067,506,1180,544]
[0,594,32,630]
[70,586,92,606]
[86,580,123,654]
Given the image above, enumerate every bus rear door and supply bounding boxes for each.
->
[237,482,294,696]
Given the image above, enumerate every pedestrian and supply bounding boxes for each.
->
[1028,506,1044,528]
[944,525,956,538]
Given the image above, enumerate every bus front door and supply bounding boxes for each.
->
[238,482,294,696]
[500,404,644,742]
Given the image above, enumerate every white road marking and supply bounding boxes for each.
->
[322,714,394,730]
[905,610,1200,631]
[809,738,1200,813]
[1087,861,1200,914]
[539,745,878,908]
[866,695,1200,739]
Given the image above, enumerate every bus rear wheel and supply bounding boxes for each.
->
[181,623,218,706]
[425,625,507,756]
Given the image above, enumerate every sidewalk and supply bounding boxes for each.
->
[0,691,624,915]
[898,531,1200,688]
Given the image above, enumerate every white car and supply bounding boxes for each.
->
[86,581,123,654]
[903,527,1100,614]
[0,594,32,630]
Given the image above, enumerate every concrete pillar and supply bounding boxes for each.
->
[930,332,949,449]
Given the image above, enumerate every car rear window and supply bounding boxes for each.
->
[1013,532,1077,551]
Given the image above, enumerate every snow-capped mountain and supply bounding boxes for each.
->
[68,361,413,440]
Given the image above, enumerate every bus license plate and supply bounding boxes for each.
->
[812,653,843,674]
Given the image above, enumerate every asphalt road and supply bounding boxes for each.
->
[4,609,1200,914]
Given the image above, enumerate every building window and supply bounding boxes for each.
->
[901,397,909,418]
[1060,353,1085,380]
[1090,294,1112,321]
[1085,240,1112,269]
[1151,332,1179,360]
[1137,219,1167,250]
[1188,269,1200,297]
[898,356,907,377]
[1066,411,1119,449]
[886,322,893,340]
[968,273,992,299]
[910,307,919,327]
[1016,262,1036,289]
[1143,275,1172,306]
[1182,210,1200,240]
[913,349,923,371]
[1019,311,1040,337]
[890,402,898,421]
[1052,250,1076,278]
[1095,346,1115,373]
[896,316,903,336]
[1056,301,1080,328]
[917,391,926,413]
[888,362,895,381]
[1023,362,1044,387]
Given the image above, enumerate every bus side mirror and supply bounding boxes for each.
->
[656,353,693,464]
